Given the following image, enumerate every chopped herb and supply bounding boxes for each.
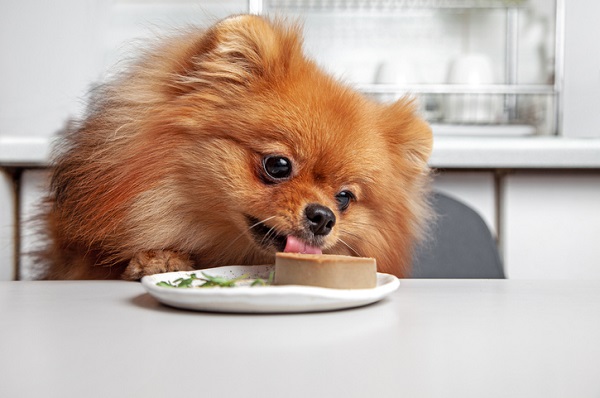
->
[156,273,199,288]
[155,271,274,288]
[197,272,248,288]
[250,271,275,286]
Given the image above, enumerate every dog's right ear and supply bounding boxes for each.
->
[380,98,433,169]
[173,15,303,94]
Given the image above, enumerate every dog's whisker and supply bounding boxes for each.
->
[217,231,249,255]
[218,215,278,255]
[337,237,361,257]
[340,230,382,252]
[260,225,277,247]
[248,215,277,231]
[344,220,398,235]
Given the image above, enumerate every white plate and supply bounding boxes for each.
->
[141,265,399,313]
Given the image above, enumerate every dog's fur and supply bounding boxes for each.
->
[39,15,433,280]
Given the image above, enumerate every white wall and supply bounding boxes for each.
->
[0,1,106,138]
[0,0,248,140]
[561,2,600,137]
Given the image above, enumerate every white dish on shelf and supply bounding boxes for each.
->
[141,265,399,314]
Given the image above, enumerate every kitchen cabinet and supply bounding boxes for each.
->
[17,170,50,280]
[433,171,497,236]
[434,171,600,279]
[9,169,600,280]
[503,173,600,279]
[0,169,16,280]
[15,170,499,279]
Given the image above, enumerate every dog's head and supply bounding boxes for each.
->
[116,15,432,275]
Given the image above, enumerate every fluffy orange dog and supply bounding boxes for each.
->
[39,15,432,280]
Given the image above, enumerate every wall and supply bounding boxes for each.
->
[1,1,599,280]
[0,1,248,140]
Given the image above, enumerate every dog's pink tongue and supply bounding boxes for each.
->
[284,236,322,255]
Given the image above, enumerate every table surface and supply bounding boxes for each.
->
[1,279,599,398]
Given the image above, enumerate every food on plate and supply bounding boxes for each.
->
[274,252,377,289]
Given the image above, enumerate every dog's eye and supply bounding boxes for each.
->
[335,190,355,211]
[263,155,292,180]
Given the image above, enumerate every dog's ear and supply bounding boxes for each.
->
[381,98,433,168]
[174,15,303,93]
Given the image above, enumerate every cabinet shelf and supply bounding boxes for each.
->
[252,0,561,135]
[354,85,556,133]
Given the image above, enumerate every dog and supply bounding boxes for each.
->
[38,15,432,280]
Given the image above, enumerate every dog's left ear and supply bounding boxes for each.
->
[175,15,303,93]
[381,99,433,167]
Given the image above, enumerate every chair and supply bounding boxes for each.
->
[411,191,504,278]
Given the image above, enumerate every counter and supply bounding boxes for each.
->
[2,134,600,169]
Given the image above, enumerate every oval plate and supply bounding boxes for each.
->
[141,265,399,313]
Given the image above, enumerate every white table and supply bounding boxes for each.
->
[1,280,599,398]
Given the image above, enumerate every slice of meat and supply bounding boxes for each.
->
[274,252,377,289]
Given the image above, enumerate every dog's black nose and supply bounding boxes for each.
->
[304,204,336,236]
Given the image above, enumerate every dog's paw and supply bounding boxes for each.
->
[122,250,194,281]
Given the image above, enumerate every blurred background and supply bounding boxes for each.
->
[1,0,599,280]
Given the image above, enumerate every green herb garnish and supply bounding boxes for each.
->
[197,272,248,288]
[250,271,275,287]
[156,271,274,288]
[156,273,199,288]
[156,281,176,288]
